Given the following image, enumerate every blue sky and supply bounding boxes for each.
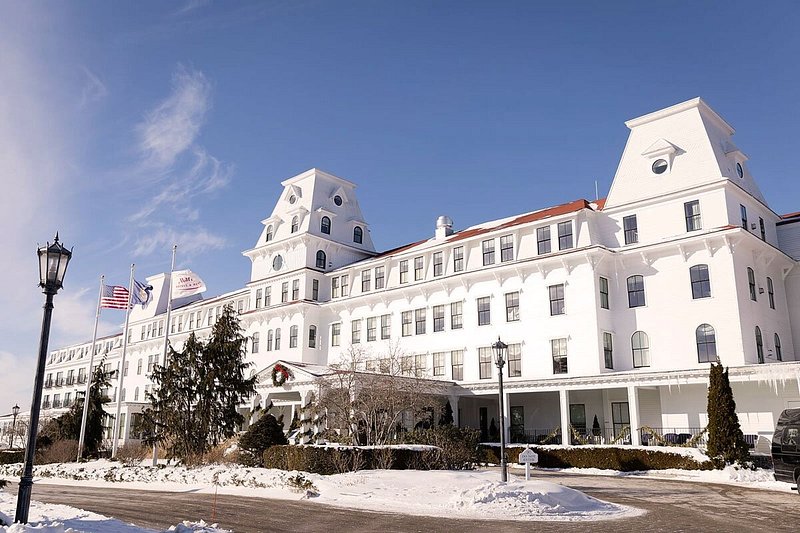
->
[2,0,799,412]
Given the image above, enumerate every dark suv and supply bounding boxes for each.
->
[772,408,800,493]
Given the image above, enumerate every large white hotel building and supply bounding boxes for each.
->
[5,97,800,449]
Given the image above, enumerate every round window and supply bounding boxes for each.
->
[736,162,744,179]
[652,159,668,174]
[333,195,343,206]
[289,195,297,204]
[272,255,283,271]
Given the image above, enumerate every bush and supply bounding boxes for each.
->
[401,426,481,470]
[0,451,24,465]
[263,445,441,475]
[204,437,240,465]
[38,439,78,464]
[480,445,716,471]
[238,414,288,467]
[115,444,149,466]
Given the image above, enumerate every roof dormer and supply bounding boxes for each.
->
[641,138,682,175]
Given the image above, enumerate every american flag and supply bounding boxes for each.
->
[100,285,131,310]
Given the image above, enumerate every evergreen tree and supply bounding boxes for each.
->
[439,400,454,426]
[238,411,288,466]
[145,305,257,460]
[706,363,749,465]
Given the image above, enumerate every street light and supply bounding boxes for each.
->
[15,234,72,524]
[10,404,20,449]
[492,336,508,483]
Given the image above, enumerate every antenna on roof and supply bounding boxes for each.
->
[594,180,599,201]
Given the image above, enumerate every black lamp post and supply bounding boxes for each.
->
[15,234,72,524]
[492,336,508,483]
[10,404,20,449]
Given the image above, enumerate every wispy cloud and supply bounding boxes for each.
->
[171,0,213,18]
[132,226,227,257]
[79,66,108,108]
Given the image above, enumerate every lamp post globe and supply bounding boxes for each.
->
[492,337,509,483]
[15,234,72,524]
[10,404,20,449]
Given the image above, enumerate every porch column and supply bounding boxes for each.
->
[559,389,569,445]
[627,385,641,446]
[300,391,312,445]
[449,395,460,427]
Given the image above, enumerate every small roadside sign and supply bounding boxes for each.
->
[518,447,538,481]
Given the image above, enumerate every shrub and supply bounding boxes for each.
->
[0,451,24,465]
[115,443,148,466]
[238,414,288,467]
[204,437,240,465]
[263,445,439,475]
[401,426,481,470]
[38,439,78,464]
[480,445,716,471]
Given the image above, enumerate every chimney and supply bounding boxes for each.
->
[435,216,454,239]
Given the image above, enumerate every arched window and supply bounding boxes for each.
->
[767,277,775,309]
[265,225,274,242]
[308,325,317,348]
[353,226,363,244]
[690,265,711,299]
[774,333,782,362]
[627,275,645,308]
[747,267,757,301]
[291,216,299,233]
[755,326,764,363]
[267,330,274,351]
[631,331,650,368]
[275,328,281,350]
[320,216,331,235]
[696,324,717,363]
[316,250,327,269]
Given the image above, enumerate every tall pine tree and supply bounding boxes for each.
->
[144,305,257,460]
[706,363,749,465]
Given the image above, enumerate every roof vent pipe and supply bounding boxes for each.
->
[435,216,454,239]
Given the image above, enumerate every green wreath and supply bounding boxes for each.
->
[272,363,292,387]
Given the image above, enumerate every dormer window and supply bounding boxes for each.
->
[289,195,297,204]
[652,159,668,174]
[736,162,744,179]
[321,216,331,235]
[265,225,274,242]
[291,216,299,233]
[353,226,363,244]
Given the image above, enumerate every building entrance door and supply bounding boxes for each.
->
[479,407,488,441]
[510,406,524,442]
[612,401,631,443]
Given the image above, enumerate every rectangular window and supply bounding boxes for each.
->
[690,265,711,299]
[748,267,757,301]
[536,226,551,255]
[451,301,463,329]
[623,215,638,245]
[274,328,281,350]
[331,323,341,346]
[415,308,426,335]
[507,343,522,377]
[252,332,260,353]
[341,275,349,297]
[558,221,574,250]
[189,313,195,329]
[477,296,491,326]
[351,319,361,344]
[433,352,446,376]
[433,251,443,277]
[768,277,775,309]
[453,246,464,272]
[599,277,609,309]
[177,317,183,332]
[142,325,147,339]
[551,338,568,374]
[265,287,271,306]
[414,256,424,281]
[401,355,413,376]
[362,269,371,292]
[433,305,445,332]
[500,234,514,262]
[478,347,493,379]
[312,279,319,301]
[255,288,262,308]
[549,284,565,315]
[627,275,646,307]
[482,239,495,266]
[267,330,273,351]
[415,354,426,374]
[375,266,385,289]
[380,314,391,339]
[367,317,376,342]
[158,320,164,336]
[289,326,298,348]
[451,350,464,380]
[684,200,702,231]
[281,282,288,303]
[399,260,409,284]
[603,332,613,369]
[401,311,412,337]
[505,291,520,322]
[332,277,340,298]
[759,217,766,241]
[740,204,748,230]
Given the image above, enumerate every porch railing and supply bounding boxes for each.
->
[638,427,707,447]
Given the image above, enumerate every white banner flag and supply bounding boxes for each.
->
[171,269,207,299]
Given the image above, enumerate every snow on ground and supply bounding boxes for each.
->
[0,489,230,533]
[0,461,638,522]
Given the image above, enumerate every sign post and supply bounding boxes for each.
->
[518,446,539,481]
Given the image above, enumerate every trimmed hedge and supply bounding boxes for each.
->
[263,445,443,475]
[481,445,717,471]
[0,451,24,465]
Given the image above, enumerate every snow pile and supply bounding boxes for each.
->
[166,521,231,533]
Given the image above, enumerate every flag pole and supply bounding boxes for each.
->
[77,275,104,461]
[153,244,177,466]
[111,264,135,459]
